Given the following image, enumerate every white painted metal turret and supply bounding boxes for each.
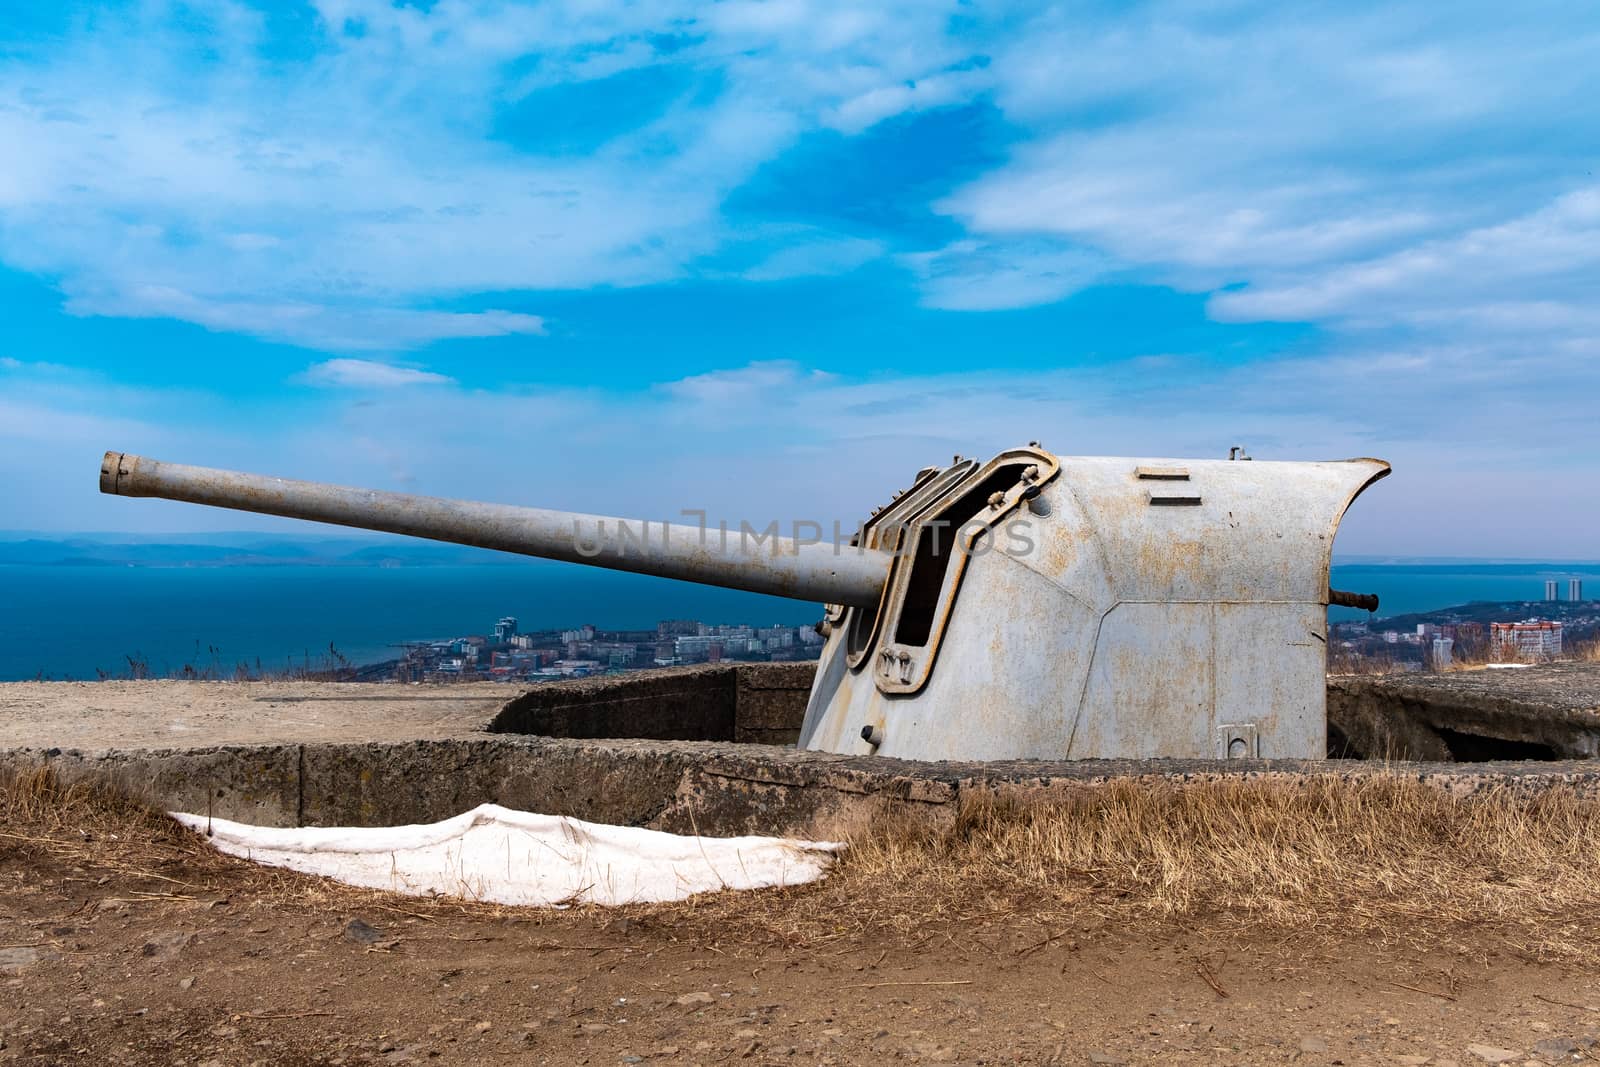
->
[99,445,1387,761]
[798,447,1388,761]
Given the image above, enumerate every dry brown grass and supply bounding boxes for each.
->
[6,767,1600,956]
[0,767,538,922]
[0,765,221,874]
[1326,648,1410,675]
[654,776,1600,957]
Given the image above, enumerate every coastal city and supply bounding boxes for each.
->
[1330,578,1596,671]
[372,615,827,683]
[347,579,1599,683]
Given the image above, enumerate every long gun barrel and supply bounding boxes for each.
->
[99,452,890,608]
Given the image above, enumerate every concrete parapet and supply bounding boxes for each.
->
[4,663,1600,838]
[1329,663,1600,761]
[1,743,300,826]
[488,662,814,745]
[8,735,1600,838]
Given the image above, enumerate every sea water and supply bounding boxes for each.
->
[2,559,1597,681]
[0,562,815,681]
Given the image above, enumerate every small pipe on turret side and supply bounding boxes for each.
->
[99,452,890,608]
[1328,588,1379,612]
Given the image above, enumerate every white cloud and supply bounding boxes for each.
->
[660,361,836,409]
[4,0,1599,352]
[299,359,457,389]
[940,2,1600,325]
[4,350,1597,556]
[1210,187,1600,329]
[67,284,546,351]
[899,239,1108,311]
[0,0,977,350]
[1,0,1597,558]
[825,67,987,135]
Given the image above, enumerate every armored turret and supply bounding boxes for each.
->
[99,446,1387,761]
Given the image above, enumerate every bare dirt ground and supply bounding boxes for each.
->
[5,775,1600,1066]
[4,849,1599,1067]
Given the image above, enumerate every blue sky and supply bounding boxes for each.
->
[2,0,1597,556]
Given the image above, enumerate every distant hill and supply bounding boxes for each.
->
[0,536,523,568]
[1377,599,1600,631]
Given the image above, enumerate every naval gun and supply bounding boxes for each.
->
[99,446,1387,761]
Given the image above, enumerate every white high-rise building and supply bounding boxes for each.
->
[1544,579,1559,601]
[1570,578,1584,603]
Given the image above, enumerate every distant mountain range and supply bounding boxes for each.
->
[0,535,520,568]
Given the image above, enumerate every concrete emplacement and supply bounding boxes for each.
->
[3,662,1599,839]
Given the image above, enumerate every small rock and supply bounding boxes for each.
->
[619,1057,642,1064]
[1533,1035,1600,1060]
[1395,1057,1431,1065]
[140,931,194,960]
[0,947,59,972]
[1530,1023,1552,1033]
[652,1048,680,1057]
[1466,1046,1520,1064]
[473,1022,492,1034]
[734,1028,759,1040]
[1088,1052,1126,1065]
[675,992,715,1007]
[1533,1037,1578,1059]
[343,919,384,945]
[581,1023,610,1035]
[178,976,196,991]
[1299,1036,1330,1054]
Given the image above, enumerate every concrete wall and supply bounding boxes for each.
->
[1328,665,1600,761]
[12,737,1600,840]
[489,662,813,745]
